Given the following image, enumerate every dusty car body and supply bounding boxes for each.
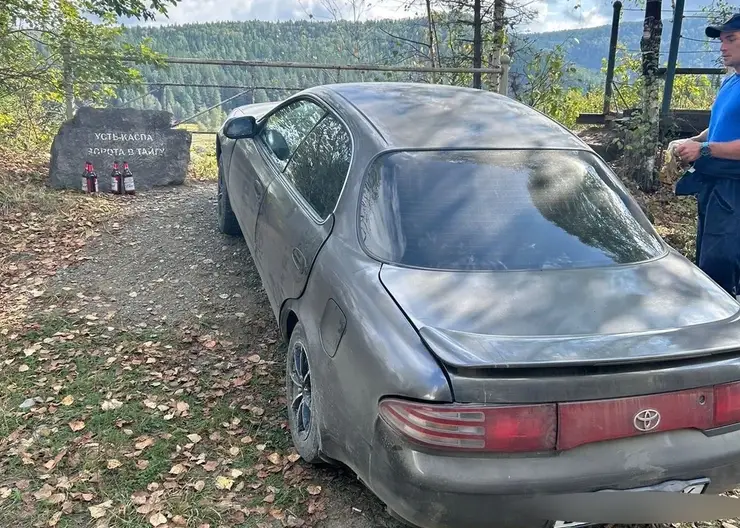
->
[215,82,740,528]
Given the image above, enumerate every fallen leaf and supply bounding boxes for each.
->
[89,500,113,519]
[169,464,187,475]
[240,436,253,444]
[0,487,11,499]
[136,460,149,470]
[49,493,66,505]
[287,453,301,463]
[82,493,94,502]
[247,354,261,363]
[203,460,218,472]
[149,512,167,527]
[33,484,55,501]
[263,494,275,503]
[131,492,148,505]
[18,364,29,372]
[48,511,63,526]
[44,449,67,471]
[106,459,122,469]
[268,453,282,465]
[187,433,202,443]
[204,340,217,349]
[307,485,322,496]
[215,476,234,490]
[135,437,155,450]
[194,480,205,492]
[68,420,85,432]
[61,395,74,406]
[101,399,123,411]
[229,447,240,457]
[172,515,187,526]
[230,469,244,478]
[176,401,189,413]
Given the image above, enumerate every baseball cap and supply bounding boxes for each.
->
[706,13,740,38]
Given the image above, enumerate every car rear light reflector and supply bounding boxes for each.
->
[557,388,714,451]
[714,382,740,427]
[379,399,556,452]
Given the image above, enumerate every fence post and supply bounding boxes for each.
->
[499,54,510,96]
[604,1,623,115]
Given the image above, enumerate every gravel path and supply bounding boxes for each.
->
[46,180,403,528]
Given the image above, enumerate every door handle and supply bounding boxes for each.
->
[292,248,307,274]
[254,179,263,198]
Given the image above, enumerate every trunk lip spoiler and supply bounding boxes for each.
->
[419,313,740,369]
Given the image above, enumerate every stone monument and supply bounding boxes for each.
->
[50,107,192,192]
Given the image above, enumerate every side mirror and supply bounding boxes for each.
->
[223,116,257,140]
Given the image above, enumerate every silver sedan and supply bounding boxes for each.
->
[215,82,740,528]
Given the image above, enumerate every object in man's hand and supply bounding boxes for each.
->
[660,139,691,185]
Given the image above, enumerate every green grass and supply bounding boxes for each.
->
[0,310,312,528]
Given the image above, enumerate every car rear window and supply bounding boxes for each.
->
[358,149,665,271]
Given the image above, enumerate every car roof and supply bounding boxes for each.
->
[312,82,588,151]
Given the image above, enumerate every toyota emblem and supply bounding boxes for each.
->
[633,409,661,432]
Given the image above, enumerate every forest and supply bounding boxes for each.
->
[107,14,725,130]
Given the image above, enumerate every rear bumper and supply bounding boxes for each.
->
[368,419,740,528]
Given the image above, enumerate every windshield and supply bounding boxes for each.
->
[359,149,665,271]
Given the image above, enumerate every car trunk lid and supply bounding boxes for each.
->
[380,251,740,370]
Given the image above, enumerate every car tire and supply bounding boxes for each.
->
[286,321,323,465]
[217,155,242,237]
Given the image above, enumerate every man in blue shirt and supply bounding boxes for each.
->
[676,14,740,162]
[673,14,740,296]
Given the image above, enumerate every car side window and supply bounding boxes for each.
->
[258,100,325,170]
[284,113,352,219]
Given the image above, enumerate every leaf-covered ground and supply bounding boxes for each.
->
[0,151,397,528]
[0,147,732,528]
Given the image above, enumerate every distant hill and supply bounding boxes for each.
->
[113,15,724,127]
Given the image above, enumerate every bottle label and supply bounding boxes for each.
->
[82,177,87,192]
[111,177,119,193]
[94,177,99,193]
[124,176,135,192]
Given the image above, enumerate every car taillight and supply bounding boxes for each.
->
[714,382,740,427]
[378,399,556,452]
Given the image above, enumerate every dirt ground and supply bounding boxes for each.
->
[0,171,403,527]
[43,180,403,528]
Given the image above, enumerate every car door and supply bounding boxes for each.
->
[254,108,353,317]
[227,99,325,250]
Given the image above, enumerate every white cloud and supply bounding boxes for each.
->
[126,0,636,31]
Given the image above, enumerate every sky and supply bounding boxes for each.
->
[135,0,722,33]
[131,0,634,33]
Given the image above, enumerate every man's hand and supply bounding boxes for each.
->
[676,140,702,163]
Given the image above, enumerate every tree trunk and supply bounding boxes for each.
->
[426,0,438,82]
[62,40,74,121]
[473,0,482,89]
[491,0,505,92]
[631,0,663,192]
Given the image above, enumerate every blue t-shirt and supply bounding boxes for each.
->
[708,73,740,143]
